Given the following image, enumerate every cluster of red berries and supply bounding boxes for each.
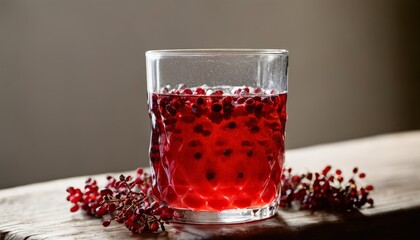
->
[280,166,374,211]
[67,165,374,234]
[160,85,274,96]
[66,168,176,234]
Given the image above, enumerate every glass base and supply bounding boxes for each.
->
[172,201,279,224]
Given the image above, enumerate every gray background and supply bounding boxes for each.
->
[1,0,419,189]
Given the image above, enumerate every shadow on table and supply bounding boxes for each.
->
[112,206,420,239]
[166,206,420,240]
[292,207,420,240]
[168,214,292,239]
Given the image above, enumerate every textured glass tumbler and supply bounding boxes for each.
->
[146,49,288,224]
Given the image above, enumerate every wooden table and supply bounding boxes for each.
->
[1,131,420,239]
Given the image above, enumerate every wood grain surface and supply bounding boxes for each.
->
[1,131,420,240]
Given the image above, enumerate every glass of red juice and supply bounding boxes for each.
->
[145,49,288,223]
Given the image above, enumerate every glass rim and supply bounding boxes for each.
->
[146,49,288,58]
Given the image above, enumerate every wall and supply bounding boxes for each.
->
[0,0,419,189]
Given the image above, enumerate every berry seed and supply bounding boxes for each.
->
[194,152,202,160]
[196,97,205,105]
[206,171,216,181]
[247,150,253,157]
[223,149,233,156]
[212,103,223,112]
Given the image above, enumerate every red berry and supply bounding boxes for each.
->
[211,90,224,96]
[102,220,111,227]
[211,103,223,112]
[181,89,193,95]
[291,175,301,184]
[195,88,206,95]
[161,87,169,94]
[70,204,79,212]
[280,165,374,211]
[237,97,246,104]
[150,221,159,231]
[67,171,175,234]
[322,165,332,175]
[196,97,205,105]
[234,88,242,94]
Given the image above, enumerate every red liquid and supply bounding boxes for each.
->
[148,88,287,211]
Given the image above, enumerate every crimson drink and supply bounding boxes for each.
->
[148,86,287,212]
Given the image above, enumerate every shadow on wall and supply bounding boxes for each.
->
[0,0,419,189]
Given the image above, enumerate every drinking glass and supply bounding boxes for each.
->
[145,49,288,223]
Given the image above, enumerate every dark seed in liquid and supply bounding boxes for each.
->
[196,97,205,105]
[247,150,253,157]
[212,103,223,112]
[206,171,216,181]
[194,152,202,159]
[224,149,233,156]
[228,122,236,129]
